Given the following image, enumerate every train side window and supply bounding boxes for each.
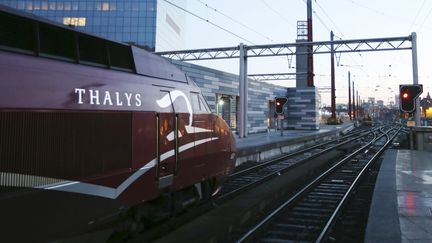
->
[39,23,75,60]
[199,95,211,113]
[78,34,107,66]
[191,93,201,113]
[108,42,135,71]
[0,12,35,53]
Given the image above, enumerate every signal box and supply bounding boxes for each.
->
[399,84,423,113]
[275,97,288,114]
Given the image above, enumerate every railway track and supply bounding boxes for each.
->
[129,126,389,242]
[237,125,401,243]
[216,127,381,203]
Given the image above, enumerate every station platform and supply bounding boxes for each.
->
[234,122,354,166]
[365,149,432,243]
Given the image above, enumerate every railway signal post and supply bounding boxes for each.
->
[400,84,423,149]
[275,97,288,136]
[400,84,423,114]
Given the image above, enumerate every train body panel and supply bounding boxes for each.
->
[0,6,236,241]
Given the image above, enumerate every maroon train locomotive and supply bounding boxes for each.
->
[0,6,236,241]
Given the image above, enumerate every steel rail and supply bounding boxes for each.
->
[216,128,377,203]
[315,126,401,242]
[237,128,389,242]
[230,127,375,178]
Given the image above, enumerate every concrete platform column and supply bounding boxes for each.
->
[286,87,319,130]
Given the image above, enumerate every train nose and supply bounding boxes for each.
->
[218,116,236,165]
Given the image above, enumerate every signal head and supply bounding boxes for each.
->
[274,97,288,114]
[399,84,423,113]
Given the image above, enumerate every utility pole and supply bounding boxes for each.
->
[330,31,336,120]
[357,90,359,119]
[306,0,314,87]
[239,43,248,138]
[352,81,356,120]
[358,95,361,118]
[348,71,352,120]
[411,32,420,126]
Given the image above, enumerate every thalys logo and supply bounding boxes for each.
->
[75,88,142,107]
[74,88,212,141]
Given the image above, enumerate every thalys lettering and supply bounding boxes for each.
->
[75,88,142,107]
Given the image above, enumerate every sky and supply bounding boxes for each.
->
[159,0,432,106]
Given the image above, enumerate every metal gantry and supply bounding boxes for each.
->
[155,34,418,137]
[248,73,304,82]
[156,36,412,61]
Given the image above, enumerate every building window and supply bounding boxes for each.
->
[33,2,40,10]
[63,17,86,27]
[41,1,48,10]
[98,2,110,11]
[216,94,238,129]
[64,2,71,11]
[49,2,56,10]
[25,1,33,10]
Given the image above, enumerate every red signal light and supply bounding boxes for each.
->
[399,84,423,113]
[274,97,287,114]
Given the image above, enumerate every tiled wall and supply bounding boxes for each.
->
[171,60,287,134]
[286,87,319,130]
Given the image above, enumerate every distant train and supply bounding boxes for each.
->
[361,115,375,127]
[0,6,236,241]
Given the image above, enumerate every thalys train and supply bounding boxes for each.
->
[0,6,236,241]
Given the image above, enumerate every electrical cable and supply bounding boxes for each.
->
[314,0,345,37]
[408,0,426,31]
[162,0,256,45]
[260,0,297,30]
[196,0,275,43]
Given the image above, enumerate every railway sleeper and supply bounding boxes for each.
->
[272,222,322,231]
[318,183,350,189]
[305,194,343,201]
[297,201,336,209]
[290,211,331,219]
[292,206,334,214]
[263,231,319,241]
[260,236,309,243]
[303,197,339,205]
[308,191,345,197]
[312,187,347,193]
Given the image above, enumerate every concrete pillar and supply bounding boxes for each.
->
[411,32,421,126]
[239,43,248,138]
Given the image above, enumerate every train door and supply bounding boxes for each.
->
[157,90,177,189]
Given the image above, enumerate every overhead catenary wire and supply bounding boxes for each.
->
[301,0,332,33]
[384,0,427,75]
[340,0,432,31]
[408,0,427,32]
[162,0,256,45]
[260,0,297,30]
[196,0,301,75]
[299,0,376,95]
[419,3,432,28]
[196,0,275,43]
[314,0,345,37]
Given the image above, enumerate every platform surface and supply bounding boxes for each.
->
[235,122,354,151]
[366,149,432,243]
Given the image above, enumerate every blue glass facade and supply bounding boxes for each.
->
[0,0,157,51]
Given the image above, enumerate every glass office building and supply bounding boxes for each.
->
[0,0,185,51]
